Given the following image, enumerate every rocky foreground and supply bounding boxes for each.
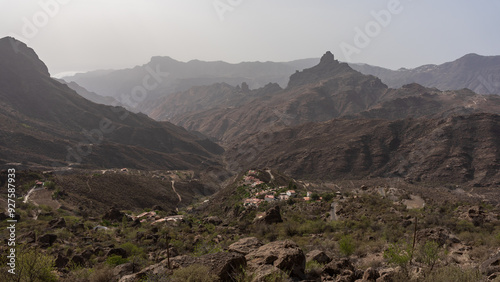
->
[1,169,499,281]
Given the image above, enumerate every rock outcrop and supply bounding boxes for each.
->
[246,240,306,279]
[229,237,264,255]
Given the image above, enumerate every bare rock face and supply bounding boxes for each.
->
[229,237,264,255]
[246,240,305,279]
[49,217,66,229]
[459,205,499,227]
[113,263,136,280]
[255,205,283,224]
[251,264,288,282]
[306,250,332,264]
[120,252,246,282]
[481,252,500,276]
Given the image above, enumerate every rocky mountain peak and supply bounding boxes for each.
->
[287,51,357,88]
[0,36,50,77]
[319,51,335,65]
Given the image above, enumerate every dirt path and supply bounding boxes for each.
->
[266,169,275,182]
[23,186,43,204]
[86,174,93,192]
[330,202,338,221]
[171,180,182,203]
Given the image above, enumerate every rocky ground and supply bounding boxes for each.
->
[0,168,499,281]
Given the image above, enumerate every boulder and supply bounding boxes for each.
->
[251,264,288,282]
[170,252,247,281]
[464,206,486,226]
[322,257,354,277]
[119,262,169,282]
[255,205,283,224]
[306,250,332,264]
[362,267,380,281]
[120,252,245,282]
[481,252,500,276]
[70,255,86,267]
[103,207,126,222]
[416,227,460,246]
[107,248,128,258]
[81,249,94,260]
[229,237,264,255]
[19,231,36,244]
[113,262,136,279]
[375,268,397,282]
[48,217,66,229]
[488,272,500,281]
[55,254,69,268]
[38,234,57,247]
[335,269,356,281]
[246,240,305,279]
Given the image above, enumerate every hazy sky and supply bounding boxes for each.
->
[2,0,499,77]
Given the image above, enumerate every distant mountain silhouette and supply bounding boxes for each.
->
[140,51,500,186]
[61,56,320,112]
[146,52,500,145]
[55,79,119,106]
[0,37,223,171]
[349,53,500,95]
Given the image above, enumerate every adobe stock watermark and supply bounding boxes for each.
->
[50,64,169,172]
[340,0,407,62]
[9,0,71,53]
[213,0,244,21]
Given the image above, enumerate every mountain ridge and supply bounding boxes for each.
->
[0,37,224,171]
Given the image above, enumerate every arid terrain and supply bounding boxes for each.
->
[0,36,499,281]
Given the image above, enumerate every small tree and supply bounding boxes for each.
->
[15,247,58,282]
[338,235,356,257]
[420,241,440,272]
[311,193,320,201]
[383,242,413,277]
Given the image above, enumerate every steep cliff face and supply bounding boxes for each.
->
[225,113,500,186]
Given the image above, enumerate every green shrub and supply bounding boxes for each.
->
[45,181,56,190]
[193,241,224,257]
[418,241,440,271]
[338,235,356,257]
[169,264,218,282]
[120,242,143,257]
[383,242,413,275]
[106,255,129,266]
[15,247,58,282]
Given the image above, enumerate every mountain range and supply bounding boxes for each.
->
[0,37,223,172]
[2,36,500,188]
[349,53,500,95]
[61,53,500,116]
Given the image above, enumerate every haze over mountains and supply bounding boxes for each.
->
[2,36,500,281]
[2,36,500,188]
[61,52,500,116]
[0,37,223,171]
[350,53,500,95]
